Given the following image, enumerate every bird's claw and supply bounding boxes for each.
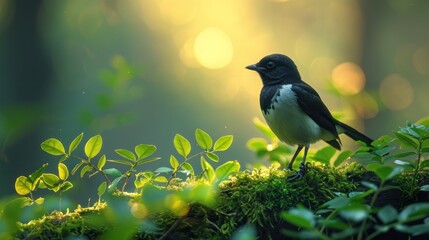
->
[287,162,308,181]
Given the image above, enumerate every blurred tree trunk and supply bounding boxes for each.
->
[0,0,53,196]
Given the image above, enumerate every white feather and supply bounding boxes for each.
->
[263,84,324,146]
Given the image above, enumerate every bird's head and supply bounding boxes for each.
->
[246,54,301,85]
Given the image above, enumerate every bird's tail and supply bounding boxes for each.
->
[335,120,373,146]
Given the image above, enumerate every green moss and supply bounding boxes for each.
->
[17,202,107,239]
[215,163,359,238]
[15,163,428,239]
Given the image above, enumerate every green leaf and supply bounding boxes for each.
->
[206,152,219,162]
[393,151,417,158]
[322,196,349,209]
[334,150,352,167]
[80,165,92,178]
[142,171,154,179]
[136,157,161,165]
[398,203,429,222]
[28,163,48,183]
[394,132,418,149]
[253,117,277,140]
[108,176,123,192]
[181,162,194,175]
[420,185,429,191]
[281,209,315,229]
[312,146,336,165]
[42,173,60,188]
[68,132,84,155]
[34,197,44,205]
[41,138,66,156]
[361,181,378,191]
[15,176,32,195]
[420,160,429,169]
[84,135,103,159]
[338,205,369,222]
[115,149,136,161]
[195,128,213,149]
[154,176,168,183]
[417,116,429,126]
[97,181,107,196]
[134,178,149,189]
[200,157,215,182]
[59,181,73,192]
[58,163,69,181]
[174,134,191,158]
[103,168,122,178]
[170,155,179,171]
[368,164,403,181]
[135,144,157,159]
[155,167,173,173]
[378,205,398,224]
[215,160,240,180]
[97,155,106,170]
[108,159,134,166]
[71,162,84,175]
[394,160,415,169]
[214,135,233,152]
[246,137,268,152]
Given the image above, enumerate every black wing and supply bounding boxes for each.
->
[292,82,341,149]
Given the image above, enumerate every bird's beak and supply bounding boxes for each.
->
[245,64,259,71]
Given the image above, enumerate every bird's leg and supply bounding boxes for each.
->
[288,145,310,181]
[287,145,303,170]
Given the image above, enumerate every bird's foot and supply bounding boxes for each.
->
[287,162,308,181]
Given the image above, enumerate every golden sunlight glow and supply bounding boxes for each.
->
[331,62,365,96]
[160,0,196,25]
[194,28,234,69]
[379,74,414,110]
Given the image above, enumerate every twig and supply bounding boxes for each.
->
[158,218,182,240]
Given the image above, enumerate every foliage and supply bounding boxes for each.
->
[247,119,429,240]
[2,120,429,239]
[80,55,143,132]
[2,128,238,239]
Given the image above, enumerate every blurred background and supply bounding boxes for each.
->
[1,0,429,202]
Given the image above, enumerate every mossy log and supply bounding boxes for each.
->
[16,163,429,239]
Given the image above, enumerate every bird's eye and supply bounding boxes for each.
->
[266,61,276,69]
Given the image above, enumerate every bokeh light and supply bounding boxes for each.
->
[193,28,234,69]
[354,92,379,119]
[331,62,365,96]
[379,74,414,111]
[413,43,429,76]
[130,202,148,219]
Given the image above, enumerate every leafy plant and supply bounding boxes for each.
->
[281,162,429,240]
[13,128,239,212]
[14,164,48,206]
[161,128,238,187]
[354,120,429,198]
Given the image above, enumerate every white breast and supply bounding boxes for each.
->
[263,84,322,146]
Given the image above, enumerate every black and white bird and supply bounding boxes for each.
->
[246,54,373,180]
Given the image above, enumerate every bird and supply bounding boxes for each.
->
[246,54,373,180]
